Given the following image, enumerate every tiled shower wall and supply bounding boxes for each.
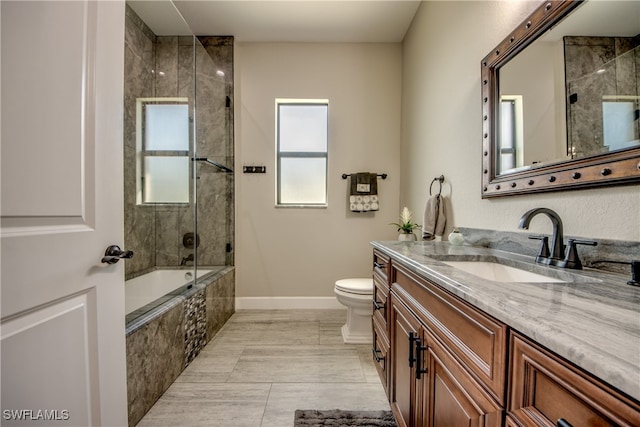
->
[565,34,640,158]
[123,6,234,278]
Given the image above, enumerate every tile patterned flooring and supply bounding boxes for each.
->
[137,309,391,426]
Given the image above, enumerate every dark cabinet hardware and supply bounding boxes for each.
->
[557,418,573,427]
[101,245,134,264]
[372,347,385,363]
[374,262,386,270]
[408,332,418,368]
[415,338,428,380]
[373,300,385,311]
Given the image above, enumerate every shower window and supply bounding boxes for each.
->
[276,99,329,207]
[136,98,190,204]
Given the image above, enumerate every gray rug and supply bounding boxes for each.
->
[294,409,397,426]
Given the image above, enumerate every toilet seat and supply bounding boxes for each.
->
[335,278,372,295]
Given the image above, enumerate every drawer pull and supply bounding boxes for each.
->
[408,332,418,368]
[415,338,428,380]
[557,419,573,427]
[374,262,386,270]
[373,300,385,311]
[372,347,385,363]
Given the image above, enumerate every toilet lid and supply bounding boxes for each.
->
[335,278,373,295]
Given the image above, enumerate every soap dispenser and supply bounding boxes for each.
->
[448,227,464,246]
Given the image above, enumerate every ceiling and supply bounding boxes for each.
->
[128,0,422,43]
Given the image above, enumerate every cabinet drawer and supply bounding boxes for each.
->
[372,315,390,398]
[392,262,508,405]
[373,274,389,333]
[373,249,390,282]
[508,333,640,427]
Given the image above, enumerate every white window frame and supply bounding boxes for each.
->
[275,99,329,208]
[498,95,524,174]
[135,97,191,205]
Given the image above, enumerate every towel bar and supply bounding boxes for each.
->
[342,173,387,180]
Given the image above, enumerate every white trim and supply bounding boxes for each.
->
[235,297,344,310]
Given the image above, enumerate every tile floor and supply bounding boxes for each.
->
[137,309,391,427]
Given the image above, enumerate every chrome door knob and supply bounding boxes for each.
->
[101,245,134,264]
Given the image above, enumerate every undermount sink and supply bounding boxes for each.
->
[442,261,566,283]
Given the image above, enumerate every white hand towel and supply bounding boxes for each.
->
[422,194,446,240]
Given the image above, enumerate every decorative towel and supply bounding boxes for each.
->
[422,194,446,240]
[349,172,379,212]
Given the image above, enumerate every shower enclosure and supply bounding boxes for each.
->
[123,2,234,425]
[123,2,234,314]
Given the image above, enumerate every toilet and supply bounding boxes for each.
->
[334,278,374,344]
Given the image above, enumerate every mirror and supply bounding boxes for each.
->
[481,0,640,197]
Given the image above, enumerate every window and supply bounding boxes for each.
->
[276,99,328,206]
[602,98,638,152]
[499,99,517,172]
[498,95,524,174]
[136,98,190,204]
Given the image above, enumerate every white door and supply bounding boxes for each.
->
[1,1,128,426]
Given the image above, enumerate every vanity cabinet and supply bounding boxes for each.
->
[508,333,640,427]
[372,247,640,427]
[372,249,391,396]
[388,262,505,427]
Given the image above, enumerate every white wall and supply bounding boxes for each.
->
[235,43,402,302]
[401,1,640,242]
[500,40,566,166]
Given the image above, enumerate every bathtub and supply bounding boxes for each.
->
[124,265,235,426]
[125,268,217,315]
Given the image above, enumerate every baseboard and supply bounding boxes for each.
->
[235,297,344,310]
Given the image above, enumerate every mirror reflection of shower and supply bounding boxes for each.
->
[123,1,234,316]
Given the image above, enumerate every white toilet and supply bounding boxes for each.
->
[334,278,374,344]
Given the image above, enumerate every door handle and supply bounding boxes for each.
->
[101,245,134,264]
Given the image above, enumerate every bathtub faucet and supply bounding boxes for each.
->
[181,253,194,266]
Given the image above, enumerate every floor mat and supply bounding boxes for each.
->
[294,409,397,426]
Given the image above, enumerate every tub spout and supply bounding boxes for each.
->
[181,253,194,266]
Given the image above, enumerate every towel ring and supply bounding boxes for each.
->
[430,175,445,196]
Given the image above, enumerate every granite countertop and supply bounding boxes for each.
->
[372,240,640,402]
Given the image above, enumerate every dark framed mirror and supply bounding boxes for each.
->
[481,0,640,198]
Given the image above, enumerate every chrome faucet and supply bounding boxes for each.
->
[518,208,565,263]
[518,208,596,269]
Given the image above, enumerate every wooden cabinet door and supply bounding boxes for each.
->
[509,333,640,427]
[425,338,503,427]
[390,295,423,427]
